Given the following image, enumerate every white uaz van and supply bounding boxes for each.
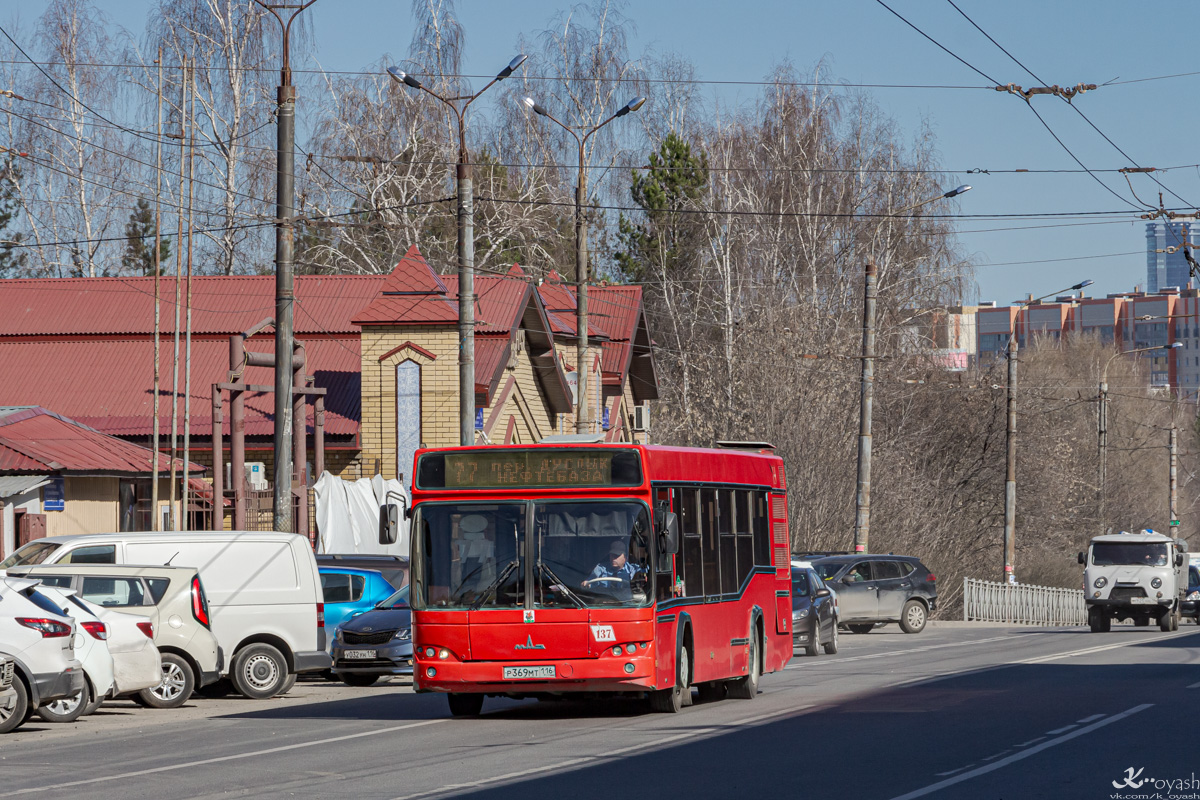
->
[1,532,331,699]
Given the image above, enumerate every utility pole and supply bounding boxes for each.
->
[522,95,646,434]
[389,55,526,445]
[256,0,316,532]
[182,59,196,529]
[168,58,188,532]
[853,261,877,554]
[151,46,163,531]
[1003,335,1017,584]
[1170,425,1178,526]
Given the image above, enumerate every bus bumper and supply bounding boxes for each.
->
[413,652,658,694]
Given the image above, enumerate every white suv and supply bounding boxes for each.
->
[0,577,85,720]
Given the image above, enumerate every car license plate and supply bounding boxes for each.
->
[503,665,555,680]
[344,649,376,659]
[1130,597,1156,605]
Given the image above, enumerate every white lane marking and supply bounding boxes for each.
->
[1016,630,1196,664]
[1045,725,1076,735]
[933,765,975,777]
[1187,680,1200,689]
[888,704,1153,800]
[388,705,813,800]
[0,718,448,798]
[1076,714,1104,723]
[1014,737,1045,747]
[785,634,1032,670]
[981,750,1011,762]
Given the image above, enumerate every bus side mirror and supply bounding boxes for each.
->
[1077,552,1085,565]
[658,512,679,557]
[379,504,399,545]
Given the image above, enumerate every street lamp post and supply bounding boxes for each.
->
[523,95,645,433]
[853,184,971,555]
[1098,341,1181,534]
[1000,279,1094,583]
[389,55,526,447]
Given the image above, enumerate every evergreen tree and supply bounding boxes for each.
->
[121,198,171,276]
[614,133,708,283]
[0,157,27,278]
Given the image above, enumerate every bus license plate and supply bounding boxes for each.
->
[503,666,555,680]
[1129,597,1156,605]
[344,650,376,659]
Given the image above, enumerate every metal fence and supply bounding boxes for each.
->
[963,577,1086,626]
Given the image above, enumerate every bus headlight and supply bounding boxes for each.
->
[1093,577,1107,589]
[1151,578,1162,589]
[625,644,637,655]
[438,648,450,660]
[427,667,437,678]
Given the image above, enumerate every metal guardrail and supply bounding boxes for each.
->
[963,577,1086,626]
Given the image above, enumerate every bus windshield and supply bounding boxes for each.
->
[534,501,651,608]
[414,503,526,610]
[1091,542,1169,566]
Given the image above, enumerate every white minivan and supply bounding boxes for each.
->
[0,532,331,699]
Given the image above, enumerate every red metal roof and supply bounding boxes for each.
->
[0,407,199,474]
[0,275,385,337]
[351,246,459,325]
[0,338,360,438]
[474,337,512,397]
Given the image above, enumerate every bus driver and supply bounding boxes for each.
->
[582,540,638,596]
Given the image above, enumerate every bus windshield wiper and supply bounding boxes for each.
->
[470,560,520,610]
[538,562,585,608]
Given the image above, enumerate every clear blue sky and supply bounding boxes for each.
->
[8,0,1198,304]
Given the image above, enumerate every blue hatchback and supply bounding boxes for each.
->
[318,567,397,647]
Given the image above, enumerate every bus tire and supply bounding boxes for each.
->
[728,630,760,700]
[649,644,689,713]
[447,693,484,717]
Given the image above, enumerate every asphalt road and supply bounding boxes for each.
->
[2,621,1199,800]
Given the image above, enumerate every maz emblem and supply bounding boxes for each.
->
[515,635,546,651]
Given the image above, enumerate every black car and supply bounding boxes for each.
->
[316,554,409,591]
[330,584,413,686]
[810,555,937,634]
[791,562,838,656]
[1181,566,1200,622]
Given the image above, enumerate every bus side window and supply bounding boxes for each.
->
[701,489,720,598]
[719,489,738,595]
[736,491,754,587]
[678,487,702,598]
[752,492,770,566]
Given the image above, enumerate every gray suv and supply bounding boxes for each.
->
[809,555,937,634]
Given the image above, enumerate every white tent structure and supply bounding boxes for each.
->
[313,472,409,556]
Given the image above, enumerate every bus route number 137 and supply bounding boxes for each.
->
[590,625,615,642]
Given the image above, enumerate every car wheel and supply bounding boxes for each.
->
[848,624,874,635]
[81,683,103,717]
[193,677,234,699]
[447,693,484,717]
[823,621,839,655]
[137,653,195,710]
[804,624,820,657]
[0,680,29,734]
[727,632,759,700]
[341,673,380,687]
[1159,609,1174,632]
[37,681,90,724]
[899,601,927,634]
[231,644,289,700]
[649,643,690,713]
[278,674,297,695]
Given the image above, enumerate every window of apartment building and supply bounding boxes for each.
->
[978,334,1008,351]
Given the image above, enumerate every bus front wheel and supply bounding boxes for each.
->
[728,632,760,700]
[447,693,484,717]
[649,645,689,713]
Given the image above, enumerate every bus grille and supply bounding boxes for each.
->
[342,630,397,646]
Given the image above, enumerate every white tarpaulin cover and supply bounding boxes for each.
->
[313,472,410,556]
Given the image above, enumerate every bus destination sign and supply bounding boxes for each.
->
[424,449,644,489]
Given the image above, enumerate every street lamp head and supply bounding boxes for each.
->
[1072,280,1095,291]
[615,96,647,117]
[1167,342,1183,349]
[497,54,527,80]
[523,96,549,117]
[943,184,972,198]
[387,67,422,90]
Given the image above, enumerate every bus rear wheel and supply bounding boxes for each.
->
[447,693,484,717]
[728,632,759,700]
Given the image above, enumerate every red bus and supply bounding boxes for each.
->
[390,442,793,716]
